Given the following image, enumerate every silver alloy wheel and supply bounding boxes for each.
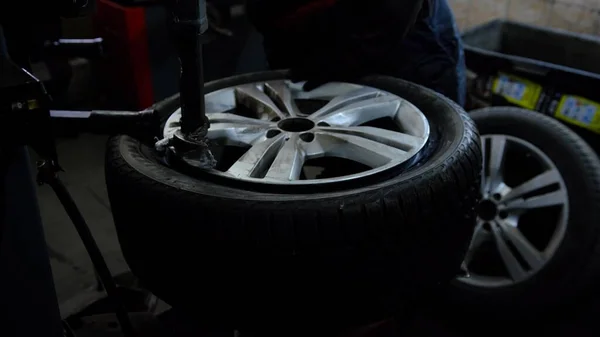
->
[161,81,430,185]
[458,134,569,288]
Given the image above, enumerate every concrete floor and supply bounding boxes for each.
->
[34,133,129,317]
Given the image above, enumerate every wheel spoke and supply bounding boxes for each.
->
[234,84,288,120]
[204,88,236,113]
[311,95,402,127]
[206,115,272,146]
[208,112,273,126]
[265,134,305,181]
[503,190,567,212]
[394,101,429,137]
[323,126,424,151]
[487,136,507,190]
[313,130,411,167]
[264,81,301,117]
[502,169,562,202]
[226,135,285,178]
[309,87,382,120]
[291,82,364,100]
[464,221,491,265]
[491,221,527,281]
[497,221,545,270]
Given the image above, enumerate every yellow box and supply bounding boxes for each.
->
[492,73,543,110]
[555,95,600,134]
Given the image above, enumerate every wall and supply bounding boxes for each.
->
[449,0,600,34]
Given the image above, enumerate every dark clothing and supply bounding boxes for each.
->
[247,0,466,106]
[394,0,466,106]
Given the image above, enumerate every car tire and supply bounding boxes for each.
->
[105,71,481,331]
[449,107,600,320]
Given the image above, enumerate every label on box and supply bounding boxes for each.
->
[555,95,600,134]
[492,73,543,110]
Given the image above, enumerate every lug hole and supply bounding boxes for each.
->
[300,132,315,143]
[492,193,502,201]
[272,117,281,122]
[266,129,281,138]
[317,122,330,127]
[499,211,509,219]
[482,222,492,231]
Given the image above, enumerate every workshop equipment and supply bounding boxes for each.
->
[49,94,178,142]
[463,19,600,152]
[165,0,215,168]
[0,57,64,337]
[1,0,215,336]
[1,53,136,337]
[1,3,128,336]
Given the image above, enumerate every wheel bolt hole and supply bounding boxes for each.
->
[300,132,315,143]
[482,222,492,231]
[272,117,281,122]
[499,211,508,219]
[317,122,330,127]
[492,193,502,201]
[266,130,281,138]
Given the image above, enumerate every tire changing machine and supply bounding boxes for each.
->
[0,1,422,337]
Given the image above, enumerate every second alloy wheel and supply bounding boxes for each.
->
[451,107,600,318]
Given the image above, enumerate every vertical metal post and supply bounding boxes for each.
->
[171,0,209,135]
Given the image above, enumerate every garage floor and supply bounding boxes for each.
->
[38,134,600,337]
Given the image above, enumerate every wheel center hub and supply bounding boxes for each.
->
[278,118,315,132]
[478,199,498,221]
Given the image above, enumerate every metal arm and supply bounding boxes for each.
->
[170,0,209,135]
[166,0,216,169]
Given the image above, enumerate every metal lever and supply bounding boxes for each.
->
[49,93,181,140]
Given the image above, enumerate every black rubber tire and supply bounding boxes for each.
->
[448,107,600,320]
[105,71,481,331]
